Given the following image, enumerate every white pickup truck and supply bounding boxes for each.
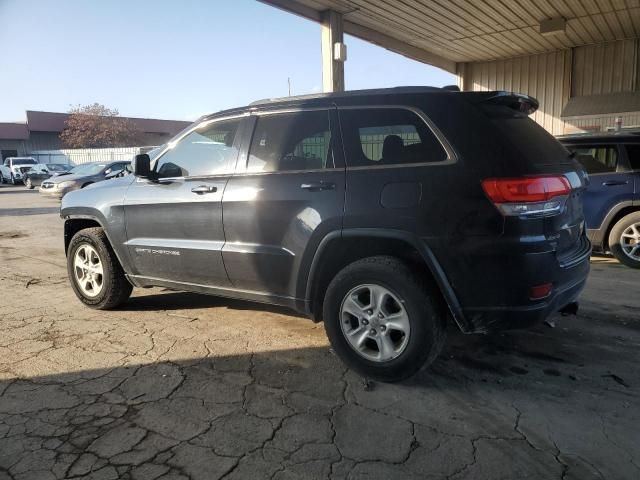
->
[0,157,37,185]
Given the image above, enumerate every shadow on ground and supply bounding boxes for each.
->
[1,296,638,479]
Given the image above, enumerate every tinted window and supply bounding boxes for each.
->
[568,145,618,174]
[625,144,640,170]
[247,111,332,173]
[340,108,447,167]
[155,119,240,178]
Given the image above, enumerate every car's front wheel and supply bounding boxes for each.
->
[609,211,640,269]
[67,227,132,309]
[323,256,446,382]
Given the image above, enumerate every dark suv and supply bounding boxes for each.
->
[61,87,590,381]
[558,133,640,268]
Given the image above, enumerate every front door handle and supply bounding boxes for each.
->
[191,185,217,194]
[300,181,336,191]
[602,180,629,186]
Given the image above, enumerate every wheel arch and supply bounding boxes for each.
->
[303,228,471,332]
[601,202,640,251]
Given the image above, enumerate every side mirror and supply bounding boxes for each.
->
[134,154,153,178]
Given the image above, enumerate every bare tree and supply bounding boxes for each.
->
[60,103,145,148]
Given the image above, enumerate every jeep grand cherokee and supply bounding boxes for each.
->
[60,87,591,382]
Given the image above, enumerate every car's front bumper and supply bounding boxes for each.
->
[39,185,77,198]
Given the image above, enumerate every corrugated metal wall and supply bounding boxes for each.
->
[572,39,637,97]
[463,50,571,135]
[462,39,640,135]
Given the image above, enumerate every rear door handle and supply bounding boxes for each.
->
[191,185,217,194]
[602,180,629,186]
[300,181,335,191]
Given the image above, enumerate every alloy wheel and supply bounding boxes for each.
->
[339,283,410,362]
[620,222,640,261]
[73,244,104,297]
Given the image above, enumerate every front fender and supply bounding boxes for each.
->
[61,178,134,273]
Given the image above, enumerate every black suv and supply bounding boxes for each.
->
[61,87,590,381]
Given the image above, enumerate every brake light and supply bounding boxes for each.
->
[482,176,571,217]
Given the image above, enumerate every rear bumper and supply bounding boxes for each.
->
[462,269,588,332]
[452,237,591,333]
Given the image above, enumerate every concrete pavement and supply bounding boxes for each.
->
[0,184,638,480]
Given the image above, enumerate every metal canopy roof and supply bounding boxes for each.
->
[261,0,640,72]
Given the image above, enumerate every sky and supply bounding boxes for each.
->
[0,0,454,123]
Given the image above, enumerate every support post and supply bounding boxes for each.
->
[321,10,345,93]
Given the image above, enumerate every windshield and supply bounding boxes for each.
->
[46,164,69,172]
[69,163,106,175]
[14,159,36,165]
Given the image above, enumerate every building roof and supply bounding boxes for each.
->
[25,111,191,134]
[561,92,640,118]
[0,122,29,140]
[261,0,640,69]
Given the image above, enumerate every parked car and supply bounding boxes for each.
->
[60,87,591,381]
[40,161,131,198]
[558,132,640,268]
[0,157,37,184]
[24,163,74,189]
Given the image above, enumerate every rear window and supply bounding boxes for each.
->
[480,105,570,165]
[339,108,447,167]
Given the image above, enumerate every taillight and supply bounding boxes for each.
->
[481,176,571,217]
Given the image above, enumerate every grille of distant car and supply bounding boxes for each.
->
[41,182,54,189]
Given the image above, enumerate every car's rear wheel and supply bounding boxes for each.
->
[0,173,4,184]
[25,178,34,189]
[67,227,132,309]
[323,256,446,382]
[609,212,640,269]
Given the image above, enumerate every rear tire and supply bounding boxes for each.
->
[67,227,132,309]
[323,256,446,382]
[609,212,640,269]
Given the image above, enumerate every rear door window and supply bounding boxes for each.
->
[567,145,619,174]
[624,144,640,170]
[339,108,447,167]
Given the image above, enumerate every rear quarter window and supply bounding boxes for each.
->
[339,108,448,167]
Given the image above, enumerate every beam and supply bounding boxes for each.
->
[322,10,345,92]
[258,0,456,74]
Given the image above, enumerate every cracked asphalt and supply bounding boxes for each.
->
[0,184,638,480]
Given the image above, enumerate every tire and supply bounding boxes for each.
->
[608,211,640,269]
[0,173,4,184]
[25,178,34,189]
[323,256,446,382]
[67,227,133,309]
